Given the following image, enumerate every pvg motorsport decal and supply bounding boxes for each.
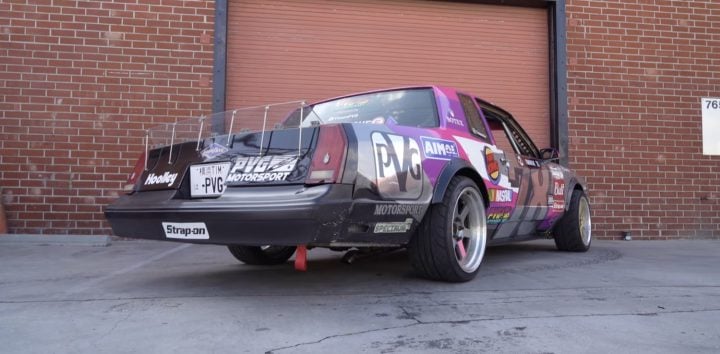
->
[226,155,298,183]
[372,132,422,199]
[374,203,426,220]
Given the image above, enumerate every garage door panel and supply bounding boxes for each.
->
[227,0,550,147]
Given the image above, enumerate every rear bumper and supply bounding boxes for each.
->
[105,184,354,246]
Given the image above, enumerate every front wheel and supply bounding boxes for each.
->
[554,190,592,252]
[409,176,487,282]
[227,245,296,265]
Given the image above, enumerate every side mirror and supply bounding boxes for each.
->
[540,147,560,161]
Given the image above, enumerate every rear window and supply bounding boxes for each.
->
[286,88,439,128]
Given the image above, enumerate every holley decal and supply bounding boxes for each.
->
[144,172,178,187]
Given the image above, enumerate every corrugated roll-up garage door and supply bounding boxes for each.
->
[226,0,550,147]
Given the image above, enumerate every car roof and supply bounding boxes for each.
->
[308,85,441,106]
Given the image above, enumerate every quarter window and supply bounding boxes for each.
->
[457,93,488,139]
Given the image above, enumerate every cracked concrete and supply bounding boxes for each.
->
[0,240,719,353]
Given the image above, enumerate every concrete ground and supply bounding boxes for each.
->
[0,240,719,353]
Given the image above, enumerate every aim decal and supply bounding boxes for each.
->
[420,137,460,160]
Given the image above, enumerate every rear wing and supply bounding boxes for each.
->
[141,100,309,171]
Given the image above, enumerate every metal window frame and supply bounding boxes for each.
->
[211,0,568,165]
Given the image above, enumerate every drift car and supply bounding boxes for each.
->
[105,86,591,282]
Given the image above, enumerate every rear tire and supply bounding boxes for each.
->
[408,176,487,282]
[554,190,592,252]
[227,245,296,265]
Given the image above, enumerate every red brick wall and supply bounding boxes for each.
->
[0,1,214,235]
[1,0,718,239]
[566,0,720,239]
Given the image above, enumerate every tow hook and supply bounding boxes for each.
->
[294,245,308,271]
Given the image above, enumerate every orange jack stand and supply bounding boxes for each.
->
[294,245,307,271]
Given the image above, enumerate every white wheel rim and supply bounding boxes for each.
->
[451,187,487,273]
[579,197,592,246]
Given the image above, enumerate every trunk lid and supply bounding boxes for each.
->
[137,127,318,193]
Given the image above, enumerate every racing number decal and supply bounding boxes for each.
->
[371,132,422,199]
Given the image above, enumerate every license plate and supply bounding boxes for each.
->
[162,222,209,240]
[190,162,232,198]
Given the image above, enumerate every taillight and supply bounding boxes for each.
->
[124,152,146,193]
[305,125,347,185]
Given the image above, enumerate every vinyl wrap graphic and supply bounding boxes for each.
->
[107,86,588,249]
[372,132,423,199]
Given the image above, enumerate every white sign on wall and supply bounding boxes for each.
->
[702,98,720,155]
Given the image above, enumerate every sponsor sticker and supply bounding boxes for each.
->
[552,181,565,211]
[162,222,209,240]
[372,132,422,199]
[487,206,511,224]
[549,165,564,179]
[201,143,230,160]
[374,204,425,220]
[446,109,464,126]
[327,113,360,122]
[374,218,413,233]
[335,97,369,109]
[420,137,460,160]
[525,159,540,167]
[144,171,178,187]
[484,146,500,184]
[488,188,513,203]
[226,155,298,183]
[453,136,519,193]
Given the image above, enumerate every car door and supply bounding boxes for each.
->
[478,100,553,239]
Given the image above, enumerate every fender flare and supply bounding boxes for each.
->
[431,158,489,206]
[563,177,587,211]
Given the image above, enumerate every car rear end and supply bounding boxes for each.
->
[106,88,442,248]
[105,114,355,246]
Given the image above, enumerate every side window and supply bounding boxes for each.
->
[478,101,540,159]
[457,93,488,140]
[485,115,517,155]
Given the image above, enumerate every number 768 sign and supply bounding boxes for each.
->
[702,98,720,155]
